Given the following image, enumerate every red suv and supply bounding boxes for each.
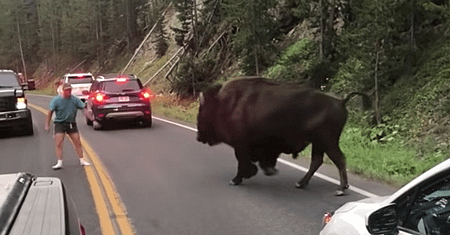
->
[84,74,153,130]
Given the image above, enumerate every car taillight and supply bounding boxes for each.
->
[95,93,104,102]
[140,89,154,101]
[92,92,108,104]
[322,212,333,227]
[116,77,128,83]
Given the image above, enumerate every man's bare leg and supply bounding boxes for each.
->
[53,133,65,169]
[68,132,90,166]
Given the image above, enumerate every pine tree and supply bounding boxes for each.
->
[171,0,195,47]
[153,19,169,57]
[223,0,279,75]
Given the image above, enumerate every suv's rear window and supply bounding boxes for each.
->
[68,76,94,84]
[0,74,20,87]
[103,80,142,93]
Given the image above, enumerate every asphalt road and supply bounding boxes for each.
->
[0,94,400,235]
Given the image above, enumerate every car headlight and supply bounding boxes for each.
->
[16,97,27,109]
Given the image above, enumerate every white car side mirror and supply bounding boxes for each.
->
[366,204,398,234]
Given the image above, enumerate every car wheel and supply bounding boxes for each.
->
[86,116,93,126]
[142,118,152,128]
[22,113,34,136]
[93,121,102,130]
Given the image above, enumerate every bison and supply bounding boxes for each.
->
[196,77,370,196]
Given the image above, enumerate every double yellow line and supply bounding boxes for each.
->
[28,103,134,235]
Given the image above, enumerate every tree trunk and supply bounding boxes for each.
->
[374,0,381,125]
[319,0,324,61]
[16,17,27,80]
[375,42,381,125]
[410,0,415,50]
[193,0,198,50]
[51,14,56,71]
[326,0,335,58]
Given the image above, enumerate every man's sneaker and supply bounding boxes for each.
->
[52,163,63,170]
[80,159,91,166]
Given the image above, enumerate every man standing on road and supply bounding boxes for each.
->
[44,83,90,169]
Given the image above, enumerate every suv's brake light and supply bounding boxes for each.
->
[140,89,154,101]
[92,92,108,104]
[116,78,128,83]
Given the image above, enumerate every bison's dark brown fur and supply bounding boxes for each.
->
[196,77,370,195]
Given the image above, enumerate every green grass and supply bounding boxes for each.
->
[151,95,199,123]
[341,127,422,186]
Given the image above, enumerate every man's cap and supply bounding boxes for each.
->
[62,83,72,90]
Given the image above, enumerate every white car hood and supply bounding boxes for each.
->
[335,196,390,213]
[321,196,390,235]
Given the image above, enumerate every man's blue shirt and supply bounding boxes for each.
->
[49,95,85,123]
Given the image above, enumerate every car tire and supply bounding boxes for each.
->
[86,116,93,126]
[142,118,152,128]
[93,121,102,130]
[22,113,34,136]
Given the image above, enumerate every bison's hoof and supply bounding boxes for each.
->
[334,190,346,196]
[229,177,242,186]
[295,182,308,189]
[229,180,240,186]
[262,167,279,176]
[333,184,349,196]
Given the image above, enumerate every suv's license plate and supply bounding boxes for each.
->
[118,96,129,102]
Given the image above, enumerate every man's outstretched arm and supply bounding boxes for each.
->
[45,110,54,131]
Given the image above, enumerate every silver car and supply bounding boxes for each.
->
[320,158,450,235]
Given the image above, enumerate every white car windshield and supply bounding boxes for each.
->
[68,76,93,84]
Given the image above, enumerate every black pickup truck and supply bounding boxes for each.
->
[0,70,35,136]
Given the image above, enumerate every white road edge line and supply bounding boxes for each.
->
[152,116,198,131]
[152,116,380,198]
[30,95,379,198]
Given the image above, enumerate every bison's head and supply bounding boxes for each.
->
[197,85,222,146]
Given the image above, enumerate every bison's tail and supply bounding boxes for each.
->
[342,92,372,110]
